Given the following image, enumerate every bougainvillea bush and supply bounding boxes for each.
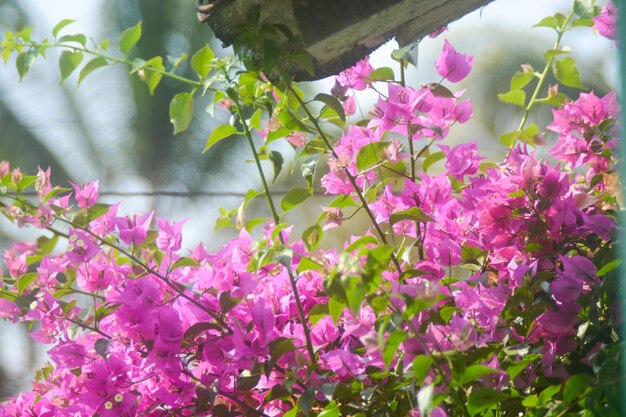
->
[0,1,622,416]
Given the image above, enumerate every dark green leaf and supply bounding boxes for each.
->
[458,365,500,386]
[94,338,110,359]
[204,125,237,153]
[77,57,108,85]
[169,92,195,134]
[280,188,312,212]
[467,388,508,416]
[59,51,83,84]
[16,50,37,81]
[308,303,329,325]
[356,142,388,171]
[539,385,561,404]
[269,151,284,183]
[191,44,215,78]
[389,208,434,225]
[563,374,592,404]
[314,93,345,121]
[298,387,315,417]
[119,21,142,55]
[521,395,540,408]
[574,0,594,18]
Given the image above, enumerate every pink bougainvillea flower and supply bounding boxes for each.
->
[439,140,482,180]
[336,56,374,90]
[69,180,99,208]
[286,131,307,147]
[435,40,474,82]
[594,2,617,40]
[115,211,154,246]
[156,217,188,253]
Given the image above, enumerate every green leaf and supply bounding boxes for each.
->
[302,224,322,252]
[383,330,406,368]
[94,338,110,359]
[544,49,569,61]
[521,395,540,408]
[99,38,110,51]
[301,157,317,188]
[296,257,324,273]
[77,57,108,85]
[267,337,296,378]
[498,90,526,107]
[597,259,621,277]
[563,374,592,404]
[58,34,86,46]
[538,385,561,404]
[204,125,237,153]
[535,93,569,107]
[356,142,388,171]
[499,130,522,148]
[171,257,201,270]
[318,401,339,417]
[412,355,433,385]
[369,67,395,81]
[505,354,541,380]
[422,151,445,172]
[17,272,37,294]
[136,56,165,95]
[308,303,329,325]
[417,383,435,417]
[297,387,315,417]
[572,18,594,27]
[119,21,142,55]
[344,235,378,252]
[574,0,594,18]
[16,50,37,81]
[37,235,59,254]
[553,57,585,89]
[313,93,345,121]
[457,365,500,386]
[52,19,76,38]
[280,188,312,212]
[389,208,434,226]
[169,92,195,134]
[59,51,83,84]
[269,151,284,183]
[249,108,262,131]
[534,16,559,29]
[191,44,214,78]
[467,388,508,416]
[510,71,534,91]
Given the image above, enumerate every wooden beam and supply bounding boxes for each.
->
[198,0,495,81]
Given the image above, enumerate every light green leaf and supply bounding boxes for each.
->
[499,130,522,148]
[318,401,339,417]
[52,19,76,38]
[119,21,142,55]
[59,51,83,84]
[280,188,312,212]
[59,34,87,46]
[369,66,395,81]
[383,330,406,368]
[77,57,108,85]
[597,259,621,277]
[169,92,195,134]
[412,355,433,385]
[498,90,526,107]
[191,44,214,78]
[574,0,594,18]
[544,48,569,61]
[17,272,37,294]
[534,16,559,29]
[510,71,534,91]
[171,257,201,269]
[204,124,237,153]
[141,56,164,95]
[314,93,345,121]
[422,151,445,172]
[539,385,561,404]
[99,38,110,51]
[521,395,540,408]
[389,207,434,226]
[553,57,586,89]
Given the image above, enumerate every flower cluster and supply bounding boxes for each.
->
[0,5,622,416]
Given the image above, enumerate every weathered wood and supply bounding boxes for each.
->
[198,0,495,81]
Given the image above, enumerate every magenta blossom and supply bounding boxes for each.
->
[435,40,474,82]
[336,56,374,90]
[70,180,99,208]
[594,2,617,40]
